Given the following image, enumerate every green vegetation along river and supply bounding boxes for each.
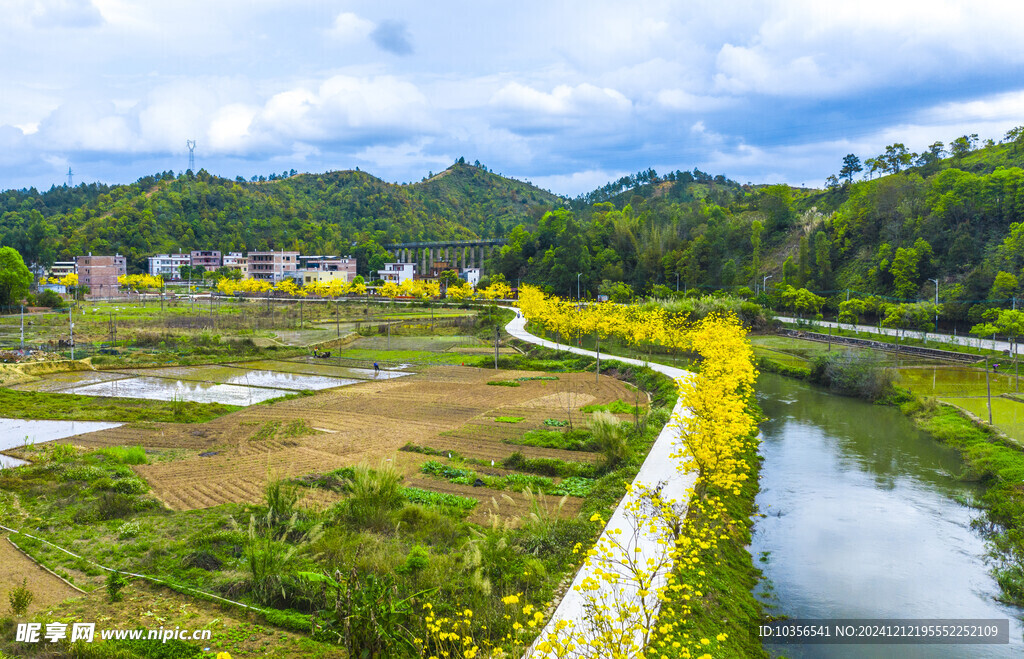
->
[753,373,1024,658]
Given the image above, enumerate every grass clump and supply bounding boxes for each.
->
[340,463,406,529]
[94,445,148,465]
[487,380,520,387]
[494,416,525,424]
[590,410,631,470]
[581,399,645,415]
[511,428,596,451]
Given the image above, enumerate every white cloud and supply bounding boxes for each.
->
[710,0,1024,97]
[354,140,449,171]
[529,169,628,197]
[657,89,732,112]
[208,104,259,153]
[328,11,373,42]
[491,82,631,116]
[919,90,1024,126]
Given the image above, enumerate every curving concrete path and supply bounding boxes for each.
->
[775,315,1015,353]
[505,314,695,656]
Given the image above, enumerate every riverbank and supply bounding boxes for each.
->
[761,347,1024,607]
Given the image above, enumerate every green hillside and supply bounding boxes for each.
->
[5,131,1024,325]
[0,163,561,275]
[485,135,1024,327]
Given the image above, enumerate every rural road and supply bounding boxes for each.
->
[505,314,696,656]
[775,315,1016,353]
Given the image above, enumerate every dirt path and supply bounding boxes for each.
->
[0,536,82,615]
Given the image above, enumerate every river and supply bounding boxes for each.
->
[753,373,1024,658]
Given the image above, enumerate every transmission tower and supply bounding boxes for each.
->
[186,140,196,172]
[66,167,73,187]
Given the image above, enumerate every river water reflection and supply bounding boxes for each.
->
[753,373,1024,658]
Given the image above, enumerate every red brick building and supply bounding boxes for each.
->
[76,254,127,298]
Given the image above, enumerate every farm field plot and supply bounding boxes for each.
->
[112,364,364,391]
[0,418,122,465]
[59,376,294,406]
[10,370,131,392]
[7,362,376,408]
[0,537,82,615]
[51,365,633,513]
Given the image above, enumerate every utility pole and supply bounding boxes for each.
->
[577,273,581,301]
[985,357,993,424]
[336,299,340,337]
[69,305,74,360]
[494,326,500,369]
[763,275,772,294]
[20,305,24,350]
[596,332,600,384]
[928,278,939,332]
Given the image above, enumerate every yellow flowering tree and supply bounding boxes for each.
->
[379,281,401,300]
[513,286,759,659]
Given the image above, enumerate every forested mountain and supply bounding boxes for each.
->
[0,163,560,276]
[487,131,1024,325]
[5,129,1024,325]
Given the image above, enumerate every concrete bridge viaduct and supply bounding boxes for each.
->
[384,239,505,273]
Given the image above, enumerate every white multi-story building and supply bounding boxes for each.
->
[48,261,77,279]
[148,253,191,279]
[376,262,416,284]
[460,268,481,287]
[222,252,248,277]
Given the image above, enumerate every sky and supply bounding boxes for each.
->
[2,0,1024,197]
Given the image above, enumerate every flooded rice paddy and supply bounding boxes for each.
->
[0,418,122,467]
[7,359,412,407]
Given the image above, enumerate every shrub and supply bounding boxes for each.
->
[397,544,430,575]
[36,289,64,308]
[112,478,148,495]
[8,578,33,615]
[809,351,893,400]
[97,492,139,520]
[117,520,141,538]
[106,571,128,602]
